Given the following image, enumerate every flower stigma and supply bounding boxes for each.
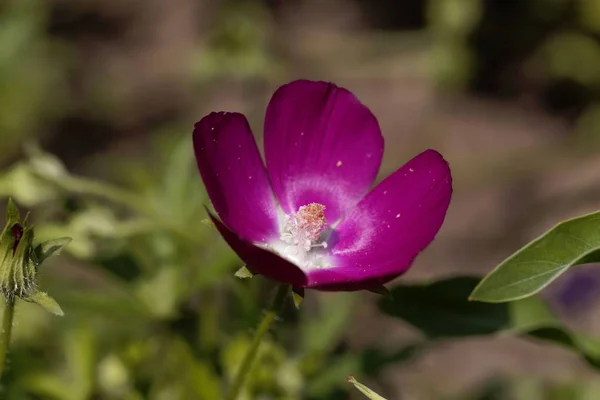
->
[274,203,330,270]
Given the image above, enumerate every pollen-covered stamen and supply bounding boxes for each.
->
[279,203,329,266]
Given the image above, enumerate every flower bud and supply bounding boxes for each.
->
[0,199,70,316]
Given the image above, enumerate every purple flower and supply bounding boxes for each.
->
[193,80,452,291]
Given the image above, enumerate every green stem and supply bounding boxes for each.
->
[41,174,201,244]
[225,285,289,400]
[55,175,152,215]
[0,297,15,379]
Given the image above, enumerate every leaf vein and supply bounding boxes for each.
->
[486,263,567,292]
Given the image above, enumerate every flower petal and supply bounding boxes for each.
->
[310,274,401,292]
[207,210,308,287]
[264,80,384,223]
[194,112,278,243]
[307,150,452,288]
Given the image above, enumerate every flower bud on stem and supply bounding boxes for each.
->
[0,199,71,378]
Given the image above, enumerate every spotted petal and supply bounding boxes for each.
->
[264,80,384,223]
[193,112,279,243]
[306,150,452,289]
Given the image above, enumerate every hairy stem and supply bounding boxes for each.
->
[225,284,289,400]
[0,297,15,379]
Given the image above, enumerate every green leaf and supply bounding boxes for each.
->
[26,291,64,316]
[292,287,304,309]
[379,276,600,370]
[234,265,254,279]
[33,237,72,265]
[346,375,387,400]
[470,210,600,302]
[379,277,510,338]
[6,197,20,224]
[201,218,215,229]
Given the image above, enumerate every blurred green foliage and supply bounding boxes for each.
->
[0,0,67,157]
[1,0,600,399]
[0,139,354,399]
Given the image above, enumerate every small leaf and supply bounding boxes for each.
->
[367,285,391,298]
[34,237,72,265]
[26,291,64,316]
[292,287,304,309]
[201,218,216,229]
[6,197,20,224]
[23,212,31,227]
[470,210,600,302]
[234,265,254,279]
[346,375,387,400]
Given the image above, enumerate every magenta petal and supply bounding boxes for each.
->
[208,210,308,287]
[194,112,278,243]
[306,150,452,288]
[310,273,401,292]
[264,80,384,223]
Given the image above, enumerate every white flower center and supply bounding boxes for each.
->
[273,203,330,270]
